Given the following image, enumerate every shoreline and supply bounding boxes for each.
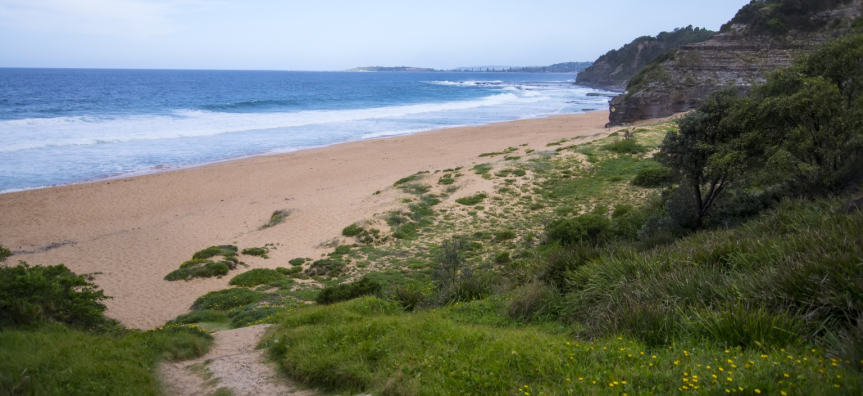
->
[0,110,653,328]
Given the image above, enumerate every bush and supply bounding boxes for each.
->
[288,258,306,266]
[0,263,111,329]
[334,245,351,255]
[445,271,493,303]
[494,251,511,264]
[241,247,269,258]
[305,259,344,277]
[192,245,238,260]
[392,285,424,312]
[164,259,230,281]
[507,281,560,322]
[495,230,516,240]
[545,213,610,245]
[602,139,646,154]
[455,193,487,206]
[277,266,303,276]
[260,210,289,229]
[192,288,267,311]
[630,167,674,187]
[342,224,364,237]
[228,268,285,287]
[316,277,382,305]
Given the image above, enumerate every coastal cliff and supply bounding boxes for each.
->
[607,0,863,126]
[575,26,714,91]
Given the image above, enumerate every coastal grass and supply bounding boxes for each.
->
[229,268,285,287]
[0,323,212,395]
[260,210,289,230]
[268,297,861,395]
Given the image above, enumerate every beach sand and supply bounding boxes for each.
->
[0,110,639,328]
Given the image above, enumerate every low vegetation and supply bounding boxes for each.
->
[260,209,289,229]
[0,259,213,395]
[228,268,285,287]
[165,245,240,281]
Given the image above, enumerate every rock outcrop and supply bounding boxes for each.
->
[607,0,863,126]
[576,26,715,91]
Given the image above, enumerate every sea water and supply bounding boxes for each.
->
[0,69,612,192]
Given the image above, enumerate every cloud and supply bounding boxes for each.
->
[0,0,199,38]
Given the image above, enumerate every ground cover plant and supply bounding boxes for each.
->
[228,268,285,287]
[165,245,240,281]
[260,209,289,229]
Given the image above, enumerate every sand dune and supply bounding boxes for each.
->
[0,111,615,328]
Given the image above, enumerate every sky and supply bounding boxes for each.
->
[0,0,752,71]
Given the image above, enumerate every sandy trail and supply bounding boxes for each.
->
[160,324,314,396]
[0,111,621,328]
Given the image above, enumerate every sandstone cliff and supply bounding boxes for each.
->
[607,0,863,126]
[576,26,714,91]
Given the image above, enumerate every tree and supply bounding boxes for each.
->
[657,89,743,229]
[726,35,863,194]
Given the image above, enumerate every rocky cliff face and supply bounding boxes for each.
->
[607,0,863,126]
[576,26,715,91]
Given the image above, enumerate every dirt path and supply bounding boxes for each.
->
[160,324,314,396]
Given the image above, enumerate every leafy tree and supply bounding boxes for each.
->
[657,89,743,229]
[725,35,863,194]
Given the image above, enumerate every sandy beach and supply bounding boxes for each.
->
[1,110,617,329]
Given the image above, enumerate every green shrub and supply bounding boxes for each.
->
[611,203,634,218]
[393,174,422,186]
[455,193,487,206]
[315,277,382,305]
[334,245,351,255]
[166,310,229,325]
[260,210,289,229]
[400,183,431,195]
[472,163,493,174]
[392,285,424,312]
[545,213,610,245]
[507,281,559,322]
[241,247,269,258]
[192,245,238,260]
[438,176,455,185]
[228,268,285,287]
[277,266,303,276]
[288,258,306,266]
[630,166,674,187]
[445,272,493,303]
[495,230,516,240]
[164,259,230,281]
[0,245,10,262]
[0,263,111,329]
[305,259,344,277]
[192,288,267,311]
[342,223,364,237]
[602,139,646,154]
[494,251,511,264]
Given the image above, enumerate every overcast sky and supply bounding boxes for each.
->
[0,0,751,70]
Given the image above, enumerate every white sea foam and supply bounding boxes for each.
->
[0,93,522,153]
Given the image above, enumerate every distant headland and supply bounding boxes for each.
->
[345,61,592,73]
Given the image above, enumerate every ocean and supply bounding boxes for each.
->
[0,69,611,192]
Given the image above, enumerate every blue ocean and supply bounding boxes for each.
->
[0,69,611,192]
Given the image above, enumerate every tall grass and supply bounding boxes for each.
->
[268,297,862,395]
[0,323,212,395]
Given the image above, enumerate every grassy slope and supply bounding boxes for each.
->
[0,324,212,395]
[260,123,863,395]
